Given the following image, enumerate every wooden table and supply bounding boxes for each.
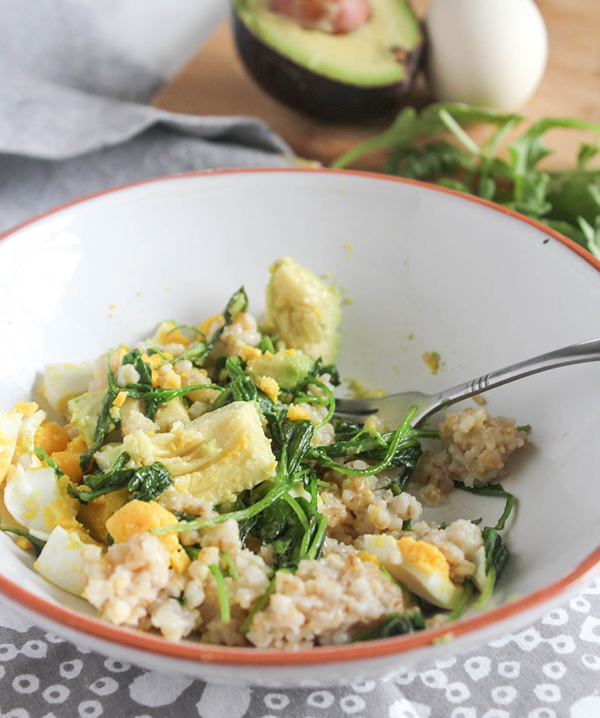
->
[153,0,600,169]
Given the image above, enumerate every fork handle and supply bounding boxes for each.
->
[428,337,600,421]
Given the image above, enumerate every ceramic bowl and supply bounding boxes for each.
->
[1,169,599,687]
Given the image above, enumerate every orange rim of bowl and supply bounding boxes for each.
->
[1,167,599,667]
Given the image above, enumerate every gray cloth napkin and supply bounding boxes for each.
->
[1,2,600,716]
[0,0,292,234]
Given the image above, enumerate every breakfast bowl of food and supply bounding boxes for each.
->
[1,168,599,686]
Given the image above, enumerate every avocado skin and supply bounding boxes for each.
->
[231,10,425,123]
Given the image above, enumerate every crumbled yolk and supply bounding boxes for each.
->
[112,391,127,408]
[14,401,39,418]
[198,313,223,337]
[357,551,380,566]
[422,351,441,375]
[287,405,311,421]
[51,435,88,484]
[157,322,192,348]
[259,376,279,404]
[106,500,190,573]
[34,422,69,455]
[240,345,261,361]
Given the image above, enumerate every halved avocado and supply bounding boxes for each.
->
[231,0,424,122]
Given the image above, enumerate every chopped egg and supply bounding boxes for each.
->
[34,526,87,595]
[362,534,464,609]
[106,500,189,573]
[4,466,79,539]
[13,410,46,466]
[40,363,95,416]
[0,411,22,484]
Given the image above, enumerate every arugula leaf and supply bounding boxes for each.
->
[240,574,279,634]
[210,564,230,624]
[453,481,515,531]
[34,446,64,478]
[0,525,46,556]
[448,580,475,621]
[213,356,258,408]
[257,334,277,354]
[73,453,173,504]
[79,353,121,470]
[474,527,510,608]
[310,405,418,477]
[128,463,173,502]
[353,608,427,641]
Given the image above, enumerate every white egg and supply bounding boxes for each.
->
[363,534,464,609]
[426,0,548,111]
[34,525,88,596]
[41,362,94,416]
[13,410,46,467]
[4,465,77,539]
[0,411,22,483]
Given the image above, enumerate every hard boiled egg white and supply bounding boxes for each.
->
[362,534,464,610]
[4,466,78,539]
[13,410,46,467]
[34,525,87,595]
[0,411,22,484]
[40,362,94,416]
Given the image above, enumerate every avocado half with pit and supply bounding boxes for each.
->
[231,0,425,122]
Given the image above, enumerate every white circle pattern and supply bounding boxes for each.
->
[60,659,83,679]
[0,578,600,716]
[542,662,566,680]
[534,684,561,703]
[43,685,71,704]
[78,699,103,717]
[498,661,520,679]
[581,653,600,670]
[89,677,119,696]
[339,695,365,713]
[264,694,290,711]
[307,691,335,709]
[491,686,517,705]
[12,674,39,694]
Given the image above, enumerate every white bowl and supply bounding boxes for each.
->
[1,168,599,687]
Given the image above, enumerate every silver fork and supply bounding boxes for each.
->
[334,337,600,428]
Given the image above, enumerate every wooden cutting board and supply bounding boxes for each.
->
[153,0,600,169]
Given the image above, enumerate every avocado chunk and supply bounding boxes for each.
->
[231,0,424,121]
[247,349,314,391]
[263,258,341,364]
[67,390,106,448]
[149,401,277,504]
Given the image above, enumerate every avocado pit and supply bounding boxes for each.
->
[269,0,372,35]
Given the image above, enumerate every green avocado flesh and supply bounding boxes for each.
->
[233,0,422,87]
[247,350,314,391]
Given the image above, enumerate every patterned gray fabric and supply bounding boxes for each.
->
[1,1,599,716]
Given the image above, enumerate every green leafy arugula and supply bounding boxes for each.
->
[0,525,46,556]
[474,527,510,608]
[453,481,515,531]
[333,103,600,258]
[72,452,173,504]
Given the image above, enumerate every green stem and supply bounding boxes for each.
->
[209,564,230,624]
[313,405,418,477]
[449,580,474,621]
